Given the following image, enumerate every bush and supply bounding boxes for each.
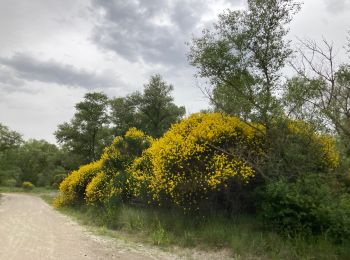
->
[51,173,67,188]
[84,128,152,206]
[266,120,339,179]
[53,160,103,207]
[130,113,265,211]
[327,193,350,242]
[101,128,153,171]
[260,174,350,242]
[85,171,113,205]
[22,181,35,190]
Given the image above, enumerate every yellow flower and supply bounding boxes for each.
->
[129,112,264,209]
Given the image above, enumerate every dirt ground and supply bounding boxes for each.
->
[0,193,232,260]
[0,193,175,260]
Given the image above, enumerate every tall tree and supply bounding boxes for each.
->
[110,75,185,138]
[189,0,303,179]
[110,93,142,137]
[55,92,111,164]
[138,75,186,137]
[285,38,350,138]
[188,0,301,128]
[0,123,23,152]
[15,140,64,186]
[0,123,23,185]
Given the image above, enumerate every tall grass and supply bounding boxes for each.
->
[54,203,350,259]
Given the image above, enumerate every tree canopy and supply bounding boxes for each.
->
[189,0,301,127]
[55,92,112,165]
[110,75,185,138]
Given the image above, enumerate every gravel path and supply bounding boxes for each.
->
[0,193,171,260]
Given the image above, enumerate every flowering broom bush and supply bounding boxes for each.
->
[286,120,339,170]
[85,128,152,206]
[53,159,103,207]
[261,118,340,181]
[130,113,266,211]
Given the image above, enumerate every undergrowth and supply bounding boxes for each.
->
[53,203,350,260]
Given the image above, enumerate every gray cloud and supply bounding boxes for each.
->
[91,0,237,66]
[0,53,117,90]
[0,66,25,86]
[324,0,350,14]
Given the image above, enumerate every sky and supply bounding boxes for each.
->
[0,0,349,143]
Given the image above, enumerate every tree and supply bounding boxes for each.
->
[55,92,111,164]
[0,124,23,185]
[188,0,301,129]
[138,75,186,137]
[188,1,325,180]
[15,140,65,186]
[0,123,23,152]
[110,93,142,137]
[285,38,350,139]
[110,75,185,138]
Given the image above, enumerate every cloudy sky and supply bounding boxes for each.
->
[0,0,349,143]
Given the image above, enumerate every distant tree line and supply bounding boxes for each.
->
[0,75,185,187]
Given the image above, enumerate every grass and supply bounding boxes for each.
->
[0,186,58,196]
[49,202,350,260]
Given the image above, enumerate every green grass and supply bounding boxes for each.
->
[0,186,58,196]
[51,203,350,259]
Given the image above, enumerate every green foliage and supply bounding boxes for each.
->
[55,92,111,164]
[110,75,185,138]
[22,181,35,190]
[188,0,301,125]
[15,139,65,186]
[57,204,350,259]
[110,94,141,136]
[0,123,23,152]
[0,125,68,187]
[52,173,67,188]
[265,119,339,179]
[327,194,350,242]
[138,75,186,137]
[285,39,350,143]
[260,174,350,242]
[0,123,23,184]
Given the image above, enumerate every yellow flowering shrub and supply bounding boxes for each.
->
[84,128,152,206]
[85,171,109,205]
[101,128,153,171]
[130,113,265,209]
[53,159,103,207]
[287,120,339,170]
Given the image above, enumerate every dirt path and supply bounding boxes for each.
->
[0,193,179,260]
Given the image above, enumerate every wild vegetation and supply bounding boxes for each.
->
[2,0,350,258]
[0,75,184,188]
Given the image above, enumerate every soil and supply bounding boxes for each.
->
[0,193,232,260]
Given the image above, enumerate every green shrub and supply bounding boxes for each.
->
[326,193,350,242]
[52,173,67,188]
[266,119,339,179]
[22,181,35,190]
[259,174,350,242]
